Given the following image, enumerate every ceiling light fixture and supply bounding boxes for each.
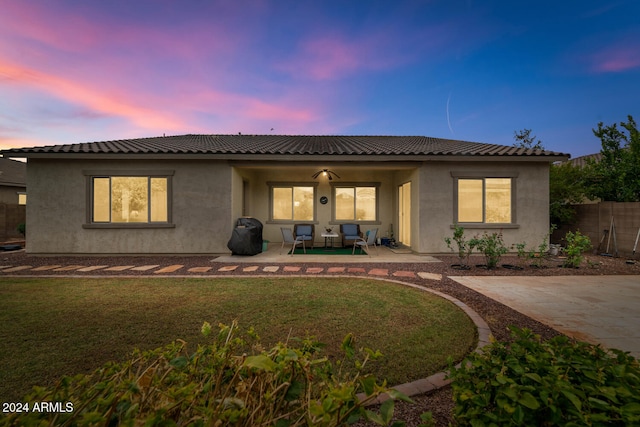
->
[311,169,341,181]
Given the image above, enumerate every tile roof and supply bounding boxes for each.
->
[1,134,569,158]
[567,152,602,168]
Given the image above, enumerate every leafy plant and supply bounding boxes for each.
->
[514,224,556,268]
[448,327,640,426]
[17,223,25,236]
[444,225,476,268]
[511,241,529,269]
[470,231,507,269]
[562,230,592,268]
[2,321,415,426]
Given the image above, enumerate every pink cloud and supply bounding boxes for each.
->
[588,42,640,73]
[0,61,186,131]
[275,19,463,82]
[276,30,412,81]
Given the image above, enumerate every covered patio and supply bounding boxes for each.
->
[215,242,442,263]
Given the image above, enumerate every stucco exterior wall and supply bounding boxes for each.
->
[418,161,550,253]
[26,159,234,254]
[24,157,551,255]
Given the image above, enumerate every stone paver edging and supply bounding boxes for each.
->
[350,277,492,405]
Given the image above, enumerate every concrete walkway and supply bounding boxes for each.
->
[450,275,640,358]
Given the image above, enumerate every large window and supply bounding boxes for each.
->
[271,185,315,221]
[456,177,513,223]
[334,185,377,221]
[85,171,173,227]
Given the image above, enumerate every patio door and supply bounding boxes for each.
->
[398,182,411,246]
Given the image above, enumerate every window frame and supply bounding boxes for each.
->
[83,170,175,229]
[330,182,380,224]
[451,172,518,228]
[267,182,318,223]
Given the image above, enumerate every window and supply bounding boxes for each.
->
[17,192,27,205]
[270,185,315,221]
[456,177,512,223]
[334,185,377,221]
[84,171,173,227]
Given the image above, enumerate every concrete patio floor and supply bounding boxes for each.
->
[450,275,640,358]
[215,243,442,263]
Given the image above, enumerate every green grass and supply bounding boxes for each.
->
[0,277,477,401]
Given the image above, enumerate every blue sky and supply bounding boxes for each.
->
[1,0,638,158]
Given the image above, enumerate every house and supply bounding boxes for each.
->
[0,157,26,241]
[0,135,569,255]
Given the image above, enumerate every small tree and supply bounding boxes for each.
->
[549,162,588,226]
[586,115,640,202]
[513,128,545,151]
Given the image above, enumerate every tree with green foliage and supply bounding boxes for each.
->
[586,115,640,202]
[513,128,545,150]
[549,161,588,226]
[512,128,588,227]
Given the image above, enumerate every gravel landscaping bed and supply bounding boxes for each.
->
[1,250,638,426]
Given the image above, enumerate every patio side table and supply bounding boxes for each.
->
[321,233,339,250]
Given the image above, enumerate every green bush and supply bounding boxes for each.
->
[563,230,592,268]
[444,225,475,268]
[1,322,414,426]
[470,231,507,269]
[448,327,640,426]
[513,226,557,269]
[17,223,25,236]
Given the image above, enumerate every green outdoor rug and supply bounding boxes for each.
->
[289,247,367,255]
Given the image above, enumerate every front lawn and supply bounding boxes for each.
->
[0,277,476,401]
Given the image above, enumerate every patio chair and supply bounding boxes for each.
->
[340,223,362,247]
[294,224,315,249]
[280,227,305,255]
[353,228,378,257]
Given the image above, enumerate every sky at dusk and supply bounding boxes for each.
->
[1,1,639,158]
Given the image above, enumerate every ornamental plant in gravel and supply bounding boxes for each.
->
[470,231,508,269]
[1,321,416,427]
[444,225,476,269]
[448,326,640,426]
[562,230,592,268]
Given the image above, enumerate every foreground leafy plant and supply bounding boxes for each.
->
[449,327,640,426]
[2,322,415,426]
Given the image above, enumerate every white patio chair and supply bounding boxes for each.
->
[280,227,305,255]
[353,228,378,257]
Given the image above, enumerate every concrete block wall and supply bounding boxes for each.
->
[554,202,640,258]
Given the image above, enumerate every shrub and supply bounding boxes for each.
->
[470,231,507,269]
[17,223,25,236]
[1,322,414,426]
[444,225,475,268]
[563,230,592,268]
[512,241,529,268]
[448,327,640,426]
[514,226,557,268]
